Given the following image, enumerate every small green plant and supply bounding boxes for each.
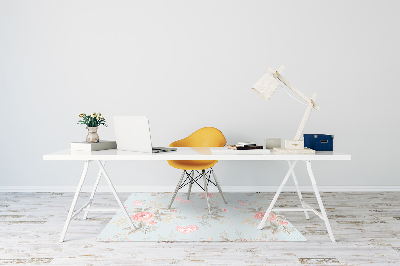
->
[77,112,107,127]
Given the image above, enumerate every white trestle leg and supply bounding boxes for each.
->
[59,160,138,242]
[257,160,297,230]
[96,161,137,232]
[257,160,336,242]
[59,160,90,242]
[83,161,106,219]
[306,160,336,242]
[287,160,310,220]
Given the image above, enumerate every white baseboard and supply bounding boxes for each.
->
[1,186,400,192]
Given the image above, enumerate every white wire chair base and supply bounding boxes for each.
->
[168,168,227,214]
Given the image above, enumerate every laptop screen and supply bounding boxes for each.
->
[113,116,153,153]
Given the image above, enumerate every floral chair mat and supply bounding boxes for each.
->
[96,192,306,242]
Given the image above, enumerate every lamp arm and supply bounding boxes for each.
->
[273,72,320,111]
[294,93,317,140]
[265,66,320,141]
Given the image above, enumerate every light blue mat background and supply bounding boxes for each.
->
[97,192,306,242]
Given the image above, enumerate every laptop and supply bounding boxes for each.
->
[113,116,177,153]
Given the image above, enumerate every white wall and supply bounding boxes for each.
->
[1,0,399,189]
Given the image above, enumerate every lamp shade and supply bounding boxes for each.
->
[251,73,280,101]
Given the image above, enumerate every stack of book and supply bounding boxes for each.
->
[227,142,263,150]
[70,140,117,151]
[211,142,270,155]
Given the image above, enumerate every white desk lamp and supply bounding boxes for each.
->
[252,66,319,154]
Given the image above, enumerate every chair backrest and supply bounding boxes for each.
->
[170,127,226,148]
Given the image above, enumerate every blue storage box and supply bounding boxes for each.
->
[304,134,334,151]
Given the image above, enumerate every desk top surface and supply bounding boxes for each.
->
[43,147,351,161]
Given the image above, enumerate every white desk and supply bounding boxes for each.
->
[43,148,351,242]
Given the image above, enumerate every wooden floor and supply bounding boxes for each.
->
[0,191,399,265]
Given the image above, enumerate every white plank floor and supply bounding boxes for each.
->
[0,192,399,265]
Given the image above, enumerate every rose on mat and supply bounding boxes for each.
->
[132,212,154,221]
[132,200,145,206]
[254,212,276,221]
[201,193,214,198]
[175,225,199,234]
[278,220,288,226]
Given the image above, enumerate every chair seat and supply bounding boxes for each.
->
[167,160,218,170]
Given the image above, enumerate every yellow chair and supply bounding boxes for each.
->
[167,127,227,213]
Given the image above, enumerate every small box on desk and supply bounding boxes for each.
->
[304,134,334,151]
[265,138,281,149]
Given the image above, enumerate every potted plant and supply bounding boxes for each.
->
[77,112,107,143]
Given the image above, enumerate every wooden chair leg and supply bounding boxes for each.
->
[203,169,211,214]
[211,168,227,204]
[168,170,186,209]
[187,170,194,200]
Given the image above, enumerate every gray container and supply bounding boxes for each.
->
[265,138,281,149]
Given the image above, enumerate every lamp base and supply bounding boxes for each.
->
[285,140,304,149]
[273,147,315,154]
